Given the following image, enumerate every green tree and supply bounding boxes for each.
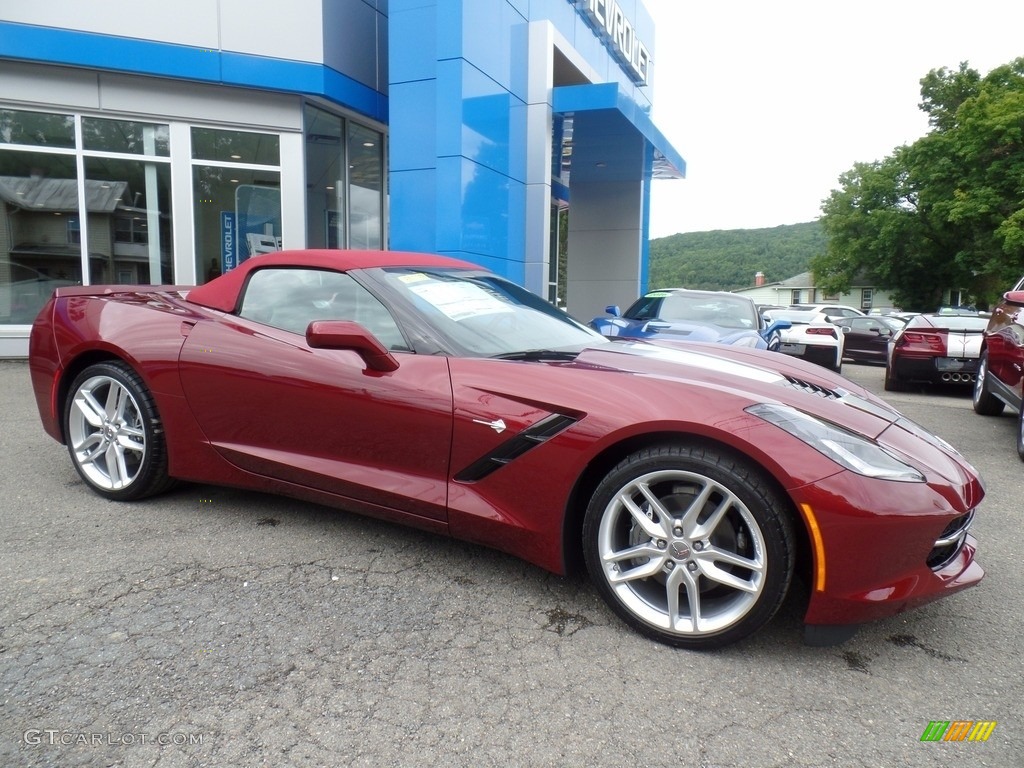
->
[649,222,825,291]
[814,58,1024,310]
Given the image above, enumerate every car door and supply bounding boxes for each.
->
[178,267,454,522]
[843,318,890,360]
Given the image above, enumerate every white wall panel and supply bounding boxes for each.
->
[219,0,325,63]
[100,74,302,130]
[0,61,100,111]
[3,0,221,48]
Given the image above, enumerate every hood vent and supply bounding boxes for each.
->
[780,375,842,400]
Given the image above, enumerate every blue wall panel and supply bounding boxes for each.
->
[428,156,525,271]
[389,168,438,247]
[388,2,436,84]
[388,80,437,172]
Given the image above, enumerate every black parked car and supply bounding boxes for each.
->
[834,316,905,363]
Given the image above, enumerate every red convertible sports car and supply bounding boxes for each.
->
[29,250,984,649]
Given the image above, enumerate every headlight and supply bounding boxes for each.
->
[747,403,925,482]
[732,334,764,348]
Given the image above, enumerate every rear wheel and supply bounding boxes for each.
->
[884,363,907,392]
[972,351,1005,416]
[582,444,795,649]
[1016,405,1024,462]
[65,361,174,500]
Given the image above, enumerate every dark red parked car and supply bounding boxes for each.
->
[973,275,1024,459]
[29,250,984,649]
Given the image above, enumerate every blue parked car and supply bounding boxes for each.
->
[591,288,790,350]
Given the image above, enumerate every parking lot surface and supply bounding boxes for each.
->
[1,359,1022,767]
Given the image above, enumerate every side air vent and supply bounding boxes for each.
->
[780,375,842,399]
[455,414,578,483]
[927,509,976,569]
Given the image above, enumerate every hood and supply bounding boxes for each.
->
[574,339,898,433]
[590,317,767,349]
[569,339,974,485]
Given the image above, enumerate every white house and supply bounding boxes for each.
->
[733,271,897,312]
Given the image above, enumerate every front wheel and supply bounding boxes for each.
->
[582,444,795,649]
[972,351,1005,416]
[65,361,174,500]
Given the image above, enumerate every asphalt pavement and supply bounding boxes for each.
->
[1,358,1022,767]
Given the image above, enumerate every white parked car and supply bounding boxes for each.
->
[762,309,845,372]
[788,303,866,322]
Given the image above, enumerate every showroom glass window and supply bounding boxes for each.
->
[304,105,384,251]
[1,109,172,324]
[81,117,173,285]
[192,127,281,284]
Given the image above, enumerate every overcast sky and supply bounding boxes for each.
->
[644,0,1024,238]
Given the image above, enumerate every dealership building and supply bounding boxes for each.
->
[0,0,684,357]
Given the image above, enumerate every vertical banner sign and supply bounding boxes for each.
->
[221,212,237,274]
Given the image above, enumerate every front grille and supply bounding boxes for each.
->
[926,509,976,569]
[780,375,841,399]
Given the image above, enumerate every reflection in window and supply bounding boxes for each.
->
[191,126,280,165]
[304,106,385,251]
[193,166,280,284]
[0,109,75,148]
[82,117,170,156]
[304,105,345,249]
[83,156,173,284]
[238,267,407,349]
[347,122,382,250]
[0,149,81,323]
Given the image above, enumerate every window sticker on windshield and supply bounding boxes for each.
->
[645,291,671,298]
[398,272,431,284]
[407,280,513,321]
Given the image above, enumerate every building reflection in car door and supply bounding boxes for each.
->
[178,316,454,522]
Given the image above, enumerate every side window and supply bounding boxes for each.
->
[239,268,409,350]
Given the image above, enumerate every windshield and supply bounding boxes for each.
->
[626,292,758,329]
[378,267,607,357]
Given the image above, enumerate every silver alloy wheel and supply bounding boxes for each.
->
[68,374,147,491]
[596,468,767,636]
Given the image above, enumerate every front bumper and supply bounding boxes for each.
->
[792,469,983,628]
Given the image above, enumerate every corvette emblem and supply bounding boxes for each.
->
[472,417,507,434]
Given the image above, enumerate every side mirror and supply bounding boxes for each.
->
[764,319,792,335]
[605,304,621,317]
[305,320,399,372]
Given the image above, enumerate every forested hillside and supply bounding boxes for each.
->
[648,221,825,291]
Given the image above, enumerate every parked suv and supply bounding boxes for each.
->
[973,275,1024,459]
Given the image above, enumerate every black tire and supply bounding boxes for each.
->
[64,361,174,501]
[1016,405,1024,462]
[972,351,1005,416]
[582,444,795,649]
[884,363,907,392]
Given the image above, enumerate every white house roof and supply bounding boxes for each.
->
[0,176,128,212]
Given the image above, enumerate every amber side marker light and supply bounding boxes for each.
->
[799,503,827,592]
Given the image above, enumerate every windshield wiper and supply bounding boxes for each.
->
[491,349,581,361]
